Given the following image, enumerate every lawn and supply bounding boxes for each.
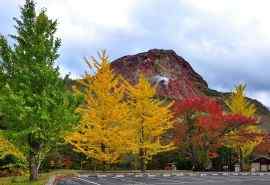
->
[0,170,79,185]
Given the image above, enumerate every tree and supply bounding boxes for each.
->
[126,74,174,172]
[224,84,262,171]
[173,96,225,170]
[0,132,25,161]
[65,52,132,167]
[0,0,79,180]
[0,132,26,173]
[254,134,270,155]
[225,84,256,117]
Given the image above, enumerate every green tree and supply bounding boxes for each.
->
[0,0,79,180]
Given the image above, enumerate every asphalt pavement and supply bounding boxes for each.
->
[55,173,270,185]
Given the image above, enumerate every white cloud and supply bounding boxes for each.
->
[181,0,270,50]
[248,91,270,108]
[172,1,270,94]
[36,0,141,42]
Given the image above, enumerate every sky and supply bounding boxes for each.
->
[0,0,269,107]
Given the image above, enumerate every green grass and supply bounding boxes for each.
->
[0,170,79,185]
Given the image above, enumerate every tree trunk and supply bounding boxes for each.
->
[140,158,145,172]
[29,150,39,181]
[102,161,106,171]
[239,148,244,172]
[140,148,145,172]
[93,160,97,172]
[28,134,42,181]
[101,143,106,171]
[139,119,145,173]
[229,150,232,171]
[190,145,197,171]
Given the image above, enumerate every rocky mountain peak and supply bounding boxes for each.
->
[111,49,208,100]
[111,49,270,127]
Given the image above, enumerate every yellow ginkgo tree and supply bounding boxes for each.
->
[126,74,174,172]
[225,84,263,170]
[65,51,132,166]
[226,84,256,117]
[66,52,174,171]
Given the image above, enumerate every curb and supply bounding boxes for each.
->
[80,172,270,178]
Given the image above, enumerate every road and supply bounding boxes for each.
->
[56,174,270,185]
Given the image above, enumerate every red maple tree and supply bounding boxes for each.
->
[172,96,225,170]
[173,96,264,171]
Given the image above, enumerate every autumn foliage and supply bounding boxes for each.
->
[65,52,132,164]
[172,96,225,170]
[0,134,25,161]
[172,85,264,171]
[126,74,174,171]
[223,84,263,170]
[65,52,174,170]
[254,134,270,155]
[223,114,257,128]
[1,0,270,179]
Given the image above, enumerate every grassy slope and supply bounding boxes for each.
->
[0,170,79,185]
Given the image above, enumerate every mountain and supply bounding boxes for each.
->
[111,49,270,128]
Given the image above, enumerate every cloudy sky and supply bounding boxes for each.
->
[0,0,270,107]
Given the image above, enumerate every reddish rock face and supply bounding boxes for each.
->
[110,49,270,157]
[111,48,270,130]
[111,49,208,100]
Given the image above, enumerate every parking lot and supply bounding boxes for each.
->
[56,173,270,185]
